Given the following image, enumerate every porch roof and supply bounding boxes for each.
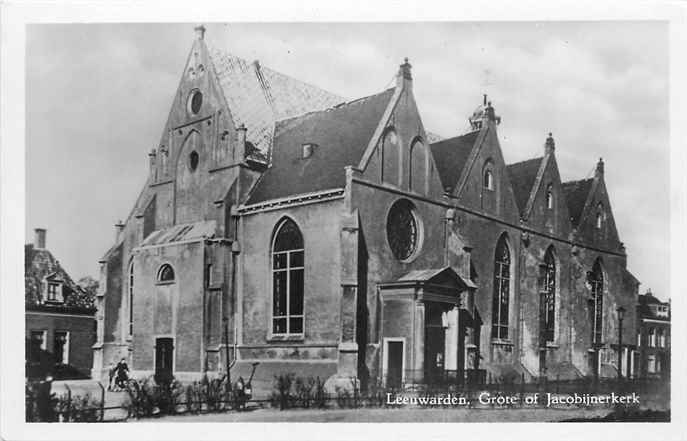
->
[389,266,477,289]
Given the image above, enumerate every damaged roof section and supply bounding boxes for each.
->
[207,47,346,155]
[246,88,396,204]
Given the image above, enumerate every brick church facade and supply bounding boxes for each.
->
[92,26,639,389]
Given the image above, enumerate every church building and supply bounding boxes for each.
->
[92,26,639,390]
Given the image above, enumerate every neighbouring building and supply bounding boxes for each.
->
[25,228,97,379]
[92,26,640,390]
[634,290,670,380]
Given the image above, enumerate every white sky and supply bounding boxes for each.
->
[25,22,669,299]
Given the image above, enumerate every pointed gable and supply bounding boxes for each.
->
[561,178,594,225]
[506,157,543,216]
[246,88,395,204]
[430,130,479,192]
[25,244,92,310]
[207,46,346,155]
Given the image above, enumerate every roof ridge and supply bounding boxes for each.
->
[562,177,594,186]
[507,156,544,168]
[274,87,395,126]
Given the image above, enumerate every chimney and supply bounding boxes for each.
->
[595,157,604,178]
[545,132,555,155]
[235,124,247,162]
[34,228,46,249]
[194,24,206,41]
[115,220,125,242]
[396,57,412,90]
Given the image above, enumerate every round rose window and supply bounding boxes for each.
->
[386,199,419,260]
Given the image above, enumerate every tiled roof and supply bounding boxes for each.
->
[638,293,670,321]
[139,220,217,247]
[246,88,395,204]
[561,178,594,225]
[24,245,94,311]
[506,157,543,215]
[429,130,479,192]
[207,46,346,156]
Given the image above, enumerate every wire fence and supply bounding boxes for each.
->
[25,373,669,423]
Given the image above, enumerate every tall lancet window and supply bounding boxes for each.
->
[381,129,399,186]
[589,260,604,345]
[539,247,556,344]
[272,218,304,335]
[128,261,134,337]
[491,235,511,340]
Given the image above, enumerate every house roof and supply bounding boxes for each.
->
[246,88,396,204]
[506,157,543,215]
[24,244,94,311]
[429,130,479,192]
[561,178,594,225]
[207,46,346,156]
[638,292,670,321]
[139,220,217,247]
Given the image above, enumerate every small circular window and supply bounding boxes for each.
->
[188,90,203,115]
[386,199,420,261]
[189,151,199,171]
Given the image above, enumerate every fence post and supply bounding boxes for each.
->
[97,381,105,422]
[64,384,72,422]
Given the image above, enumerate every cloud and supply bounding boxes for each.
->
[25,22,670,299]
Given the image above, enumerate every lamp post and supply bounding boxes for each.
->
[617,306,625,380]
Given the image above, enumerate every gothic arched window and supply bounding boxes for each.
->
[157,264,175,283]
[539,247,556,343]
[409,139,426,194]
[589,260,604,344]
[381,129,399,186]
[491,235,511,340]
[484,168,494,190]
[128,260,134,336]
[272,218,304,335]
[546,184,554,209]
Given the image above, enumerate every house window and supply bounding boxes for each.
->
[589,260,604,345]
[46,282,62,303]
[546,184,553,209]
[539,247,556,344]
[157,264,175,283]
[491,235,510,340]
[386,199,420,261]
[54,331,69,365]
[657,329,665,348]
[483,169,494,190]
[648,328,656,347]
[272,218,304,335]
[29,330,47,363]
[647,354,656,373]
[128,261,134,336]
